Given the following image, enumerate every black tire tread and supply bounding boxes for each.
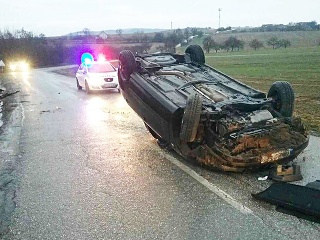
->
[180,93,203,142]
[267,81,294,117]
[118,50,136,81]
[76,78,82,90]
[85,81,91,94]
[185,45,205,64]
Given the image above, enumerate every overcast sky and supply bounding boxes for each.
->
[1,0,319,36]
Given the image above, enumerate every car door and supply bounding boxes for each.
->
[76,64,86,86]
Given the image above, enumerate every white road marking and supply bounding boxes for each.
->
[162,151,254,215]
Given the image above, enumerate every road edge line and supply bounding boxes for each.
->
[162,151,254,215]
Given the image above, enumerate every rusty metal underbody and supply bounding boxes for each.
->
[183,118,309,172]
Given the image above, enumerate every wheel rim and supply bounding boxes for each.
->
[85,81,90,94]
[271,91,282,112]
[119,61,129,81]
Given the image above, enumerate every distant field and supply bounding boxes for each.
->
[190,30,320,49]
[203,47,320,134]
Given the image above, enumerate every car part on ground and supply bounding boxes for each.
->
[306,180,320,190]
[252,182,320,221]
[118,45,309,172]
[269,164,303,182]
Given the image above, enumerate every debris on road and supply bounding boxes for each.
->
[306,180,320,190]
[258,176,268,181]
[40,110,51,114]
[269,164,303,182]
[0,90,20,99]
[252,182,320,222]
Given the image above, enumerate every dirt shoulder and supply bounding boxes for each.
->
[0,73,22,236]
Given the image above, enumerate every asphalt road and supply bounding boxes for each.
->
[1,68,320,239]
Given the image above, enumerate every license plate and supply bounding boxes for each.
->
[103,83,117,88]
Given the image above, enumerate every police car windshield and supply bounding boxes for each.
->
[87,62,115,73]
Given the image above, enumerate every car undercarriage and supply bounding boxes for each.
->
[118,45,309,172]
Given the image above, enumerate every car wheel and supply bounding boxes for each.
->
[85,81,91,94]
[185,45,205,64]
[267,81,294,117]
[76,78,82,90]
[118,50,136,82]
[180,93,203,142]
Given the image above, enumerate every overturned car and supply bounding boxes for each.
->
[118,45,309,172]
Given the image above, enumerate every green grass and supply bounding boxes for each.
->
[210,31,320,48]
[204,47,320,134]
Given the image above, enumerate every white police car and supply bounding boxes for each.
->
[76,54,119,94]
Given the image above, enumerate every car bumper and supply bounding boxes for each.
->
[88,81,119,90]
[180,124,309,172]
[192,138,309,172]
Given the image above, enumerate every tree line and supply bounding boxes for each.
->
[0,28,66,67]
[0,28,124,67]
[111,27,204,53]
[0,27,206,67]
[202,36,293,53]
[217,21,319,33]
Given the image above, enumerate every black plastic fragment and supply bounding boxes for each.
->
[252,182,320,219]
[306,180,320,191]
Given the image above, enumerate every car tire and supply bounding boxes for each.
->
[85,81,91,94]
[180,93,203,142]
[118,50,136,82]
[76,78,82,90]
[185,45,205,64]
[267,81,294,117]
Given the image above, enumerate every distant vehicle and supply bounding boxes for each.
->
[9,60,29,72]
[76,59,120,94]
[118,45,309,172]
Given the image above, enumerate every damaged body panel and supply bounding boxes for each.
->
[118,45,309,172]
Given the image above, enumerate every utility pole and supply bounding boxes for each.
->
[218,8,222,29]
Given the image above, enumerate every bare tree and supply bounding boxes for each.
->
[224,36,243,51]
[161,32,181,53]
[184,28,191,42]
[278,39,291,49]
[267,37,278,49]
[153,32,165,42]
[82,28,90,37]
[202,36,214,53]
[249,39,264,50]
[116,29,123,39]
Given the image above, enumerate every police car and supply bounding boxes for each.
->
[76,54,120,94]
